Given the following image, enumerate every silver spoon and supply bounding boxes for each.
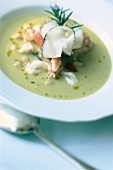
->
[0,103,96,170]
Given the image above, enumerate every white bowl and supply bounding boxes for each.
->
[0,0,113,121]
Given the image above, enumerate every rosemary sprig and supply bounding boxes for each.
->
[45,4,72,26]
[45,4,83,29]
[32,52,42,61]
[71,24,83,29]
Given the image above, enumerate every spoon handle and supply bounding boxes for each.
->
[34,126,96,170]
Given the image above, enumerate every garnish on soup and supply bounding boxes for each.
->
[9,4,92,85]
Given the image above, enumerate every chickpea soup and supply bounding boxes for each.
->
[0,10,111,100]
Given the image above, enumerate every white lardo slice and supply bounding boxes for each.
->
[62,30,75,55]
[41,20,58,38]
[73,27,84,49]
[43,26,74,58]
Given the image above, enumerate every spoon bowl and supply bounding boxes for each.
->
[0,104,37,134]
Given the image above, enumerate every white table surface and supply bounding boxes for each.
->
[1,0,113,170]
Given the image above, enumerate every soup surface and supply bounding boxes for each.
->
[0,13,112,99]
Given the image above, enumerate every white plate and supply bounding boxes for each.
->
[1,115,113,170]
[0,0,113,121]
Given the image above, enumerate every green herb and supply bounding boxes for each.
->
[33,73,39,76]
[29,23,33,26]
[21,69,25,71]
[12,42,18,45]
[18,31,23,34]
[24,72,28,76]
[15,59,24,64]
[7,50,12,57]
[45,3,83,28]
[55,75,60,80]
[31,81,35,84]
[32,52,42,61]
[71,24,83,29]
[15,59,22,62]
[45,4,71,26]
[73,86,79,90]
[45,93,49,96]
[10,38,14,41]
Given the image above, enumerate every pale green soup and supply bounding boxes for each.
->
[0,13,112,99]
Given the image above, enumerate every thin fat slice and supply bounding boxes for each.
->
[73,27,84,49]
[41,20,58,38]
[43,26,75,58]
